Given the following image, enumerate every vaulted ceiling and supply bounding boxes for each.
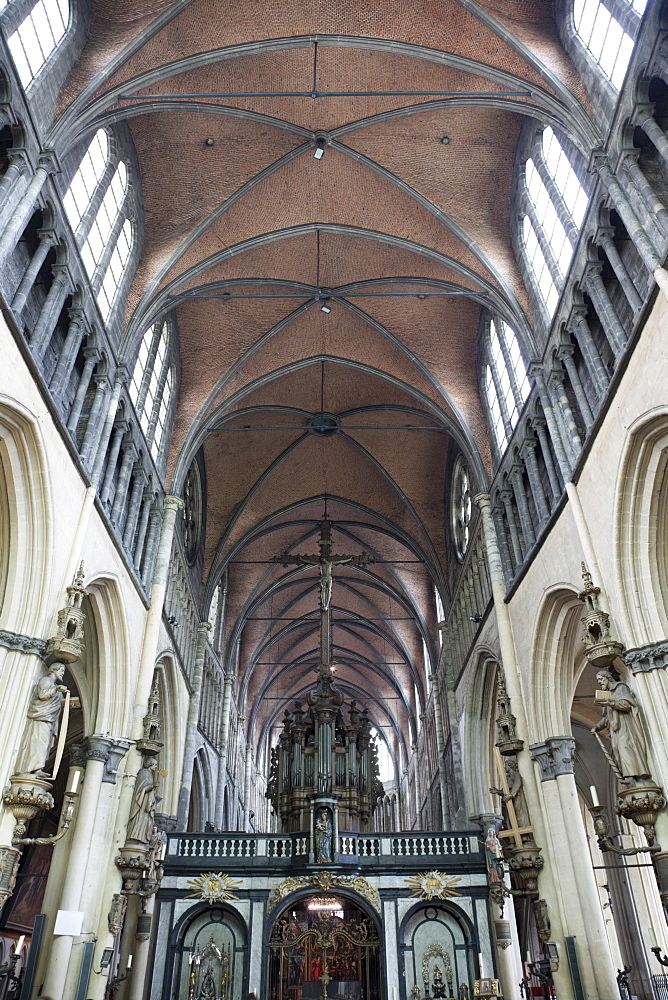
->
[51,0,595,763]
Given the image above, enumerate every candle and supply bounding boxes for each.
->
[479,953,485,978]
[127,954,132,969]
[393,989,397,1000]
[526,949,532,965]
[590,785,599,807]
[14,935,24,955]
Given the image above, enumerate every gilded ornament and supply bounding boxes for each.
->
[267,870,380,912]
[186,872,242,903]
[405,870,462,900]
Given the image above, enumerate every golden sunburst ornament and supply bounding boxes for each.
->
[186,872,242,903]
[405,871,462,900]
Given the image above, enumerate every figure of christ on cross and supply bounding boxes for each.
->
[272,517,374,668]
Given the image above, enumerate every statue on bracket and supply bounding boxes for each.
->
[13,662,68,776]
[591,669,651,781]
[127,757,161,845]
[314,806,333,863]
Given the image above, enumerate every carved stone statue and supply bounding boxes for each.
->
[127,757,160,844]
[592,670,651,780]
[314,806,333,862]
[484,826,504,885]
[13,662,68,776]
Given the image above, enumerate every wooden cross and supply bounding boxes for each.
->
[492,747,534,849]
[273,518,373,670]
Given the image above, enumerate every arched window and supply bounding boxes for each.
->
[520,128,589,316]
[370,727,394,784]
[63,129,109,234]
[572,0,644,89]
[482,317,531,454]
[80,160,127,280]
[129,321,175,462]
[97,217,133,321]
[6,0,69,88]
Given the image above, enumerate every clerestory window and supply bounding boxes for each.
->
[572,0,645,89]
[482,317,531,455]
[63,129,109,234]
[370,727,394,783]
[129,321,175,462]
[520,127,589,317]
[6,0,69,88]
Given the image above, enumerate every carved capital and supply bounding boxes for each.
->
[623,640,668,673]
[529,736,575,781]
[83,734,115,763]
[164,494,184,513]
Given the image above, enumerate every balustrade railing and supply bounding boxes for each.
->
[166,830,480,864]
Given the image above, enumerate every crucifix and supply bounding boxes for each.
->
[491,747,534,848]
[273,517,374,671]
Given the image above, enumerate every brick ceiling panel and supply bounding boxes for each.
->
[153,149,500,295]
[86,0,570,102]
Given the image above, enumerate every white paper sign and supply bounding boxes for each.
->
[54,910,84,935]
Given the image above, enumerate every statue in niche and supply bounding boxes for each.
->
[127,757,161,844]
[432,964,447,998]
[199,961,216,1000]
[591,670,651,781]
[314,807,333,862]
[13,662,68,776]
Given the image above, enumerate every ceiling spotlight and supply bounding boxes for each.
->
[314,137,326,160]
[441,135,450,145]
[205,137,215,146]
[321,300,331,314]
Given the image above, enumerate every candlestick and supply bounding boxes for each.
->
[478,952,485,978]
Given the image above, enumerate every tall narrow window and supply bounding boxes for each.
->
[7,0,69,88]
[80,161,127,280]
[370,727,394,783]
[482,318,531,455]
[63,129,109,234]
[97,218,133,321]
[130,321,174,462]
[520,128,588,317]
[572,0,638,88]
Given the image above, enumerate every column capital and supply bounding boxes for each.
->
[37,148,61,174]
[164,494,184,513]
[36,226,59,248]
[113,364,129,385]
[6,147,30,171]
[529,736,575,780]
[631,103,657,129]
[197,621,212,635]
[83,733,116,763]
[623,639,668,673]
[473,491,491,511]
[102,738,132,783]
[68,742,88,769]
[588,147,610,175]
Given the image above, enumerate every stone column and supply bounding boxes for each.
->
[594,227,643,312]
[66,348,97,435]
[622,153,668,237]
[99,422,127,506]
[111,442,138,528]
[529,364,572,479]
[91,367,127,486]
[29,264,71,359]
[500,489,523,566]
[430,671,450,828]
[80,375,108,464]
[214,673,234,829]
[0,150,28,220]
[558,344,594,430]
[568,306,609,399]
[244,743,254,829]
[533,417,561,502]
[123,469,148,552]
[634,107,668,168]
[492,500,514,581]
[132,489,154,567]
[548,367,582,458]
[583,263,626,356]
[49,307,86,398]
[593,154,668,297]
[11,227,57,315]
[39,737,111,1000]
[530,737,619,1000]
[521,432,550,524]
[141,506,162,586]
[509,462,535,549]
[0,152,58,263]
[176,622,211,827]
